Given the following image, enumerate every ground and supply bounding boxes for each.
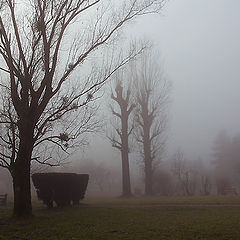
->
[1,196,240,240]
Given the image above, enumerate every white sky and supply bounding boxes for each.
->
[81,0,240,166]
[128,0,240,160]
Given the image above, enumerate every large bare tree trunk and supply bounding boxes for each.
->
[12,122,34,217]
[12,160,32,217]
[121,116,131,197]
[121,151,131,197]
[144,161,153,196]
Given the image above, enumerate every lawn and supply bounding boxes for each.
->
[1,196,240,240]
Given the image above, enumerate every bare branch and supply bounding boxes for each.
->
[31,157,60,167]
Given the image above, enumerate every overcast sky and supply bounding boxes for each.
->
[82,0,240,166]
[128,0,240,160]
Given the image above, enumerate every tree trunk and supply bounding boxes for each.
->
[11,123,34,218]
[121,147,131,197]
[145,161,153,196]
[143,130,153,196]
[121,116,132,197]
[111,82,134,198]
[12,160,32,218]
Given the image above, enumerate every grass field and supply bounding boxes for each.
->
[1,196,240,240]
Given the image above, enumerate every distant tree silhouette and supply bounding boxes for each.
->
[134,51,170,196]
[212,130,240,194]
[171,150,197,196]
[109,79,135,197]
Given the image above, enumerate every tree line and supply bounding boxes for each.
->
[70,129,240,197]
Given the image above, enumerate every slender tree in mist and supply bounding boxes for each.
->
[171,150,197,196]
[0,0,166,217]
[212,130,231,170]
[134,52,170,196]
[109,79,135,197]
[212,130,240,194]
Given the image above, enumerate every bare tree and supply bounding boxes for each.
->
[171,150,197,196]
[0,0,166,217]
[212,130,240,194]
[109,78,135,197]
[200,175,211,195]
[134,51,170,196]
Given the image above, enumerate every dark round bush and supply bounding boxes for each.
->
[32,173,89,208]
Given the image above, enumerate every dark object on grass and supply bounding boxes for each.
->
[32,173,89,208]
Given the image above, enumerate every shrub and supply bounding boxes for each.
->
[32,173,89,208]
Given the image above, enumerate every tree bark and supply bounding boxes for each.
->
[12,160,32,218]
[144,161,153,196]
[121,145,131,197]
[110,83,133,198]
[121,115,132,197]
[11,122,34,218]
[143,123,153,196]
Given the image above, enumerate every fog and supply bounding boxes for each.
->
[89,1,239,190]
[71,0,240,196]
[84,0,240,161]
[1,0,240,198]
[133,0,240,160]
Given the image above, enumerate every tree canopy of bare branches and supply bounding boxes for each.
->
[134,50,170,196]
[0,0,166,217]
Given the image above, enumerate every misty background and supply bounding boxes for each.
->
[1,0,240,196]
[86,0,240,159]
[135,0,240,160]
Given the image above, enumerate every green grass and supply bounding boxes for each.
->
[83,194,240,205]
[1,196,240,240]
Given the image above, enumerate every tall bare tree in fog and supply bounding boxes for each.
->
[212,130,240,194]
[134,51,170,196]
[0,0,166,217]
[171,150,197,196]
[109,79,135,197]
